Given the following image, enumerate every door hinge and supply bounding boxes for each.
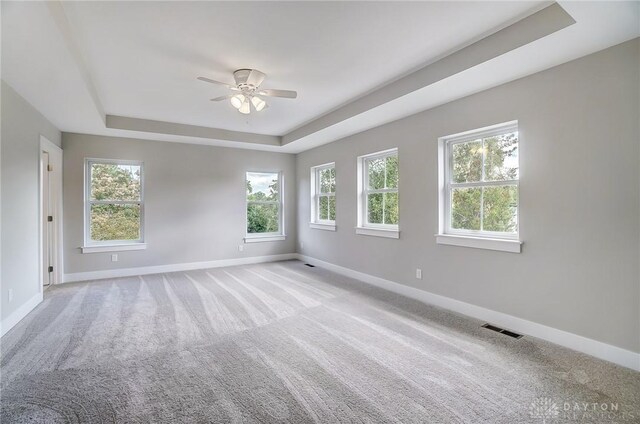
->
[47,164,53,172]
[48,266,53,273]
[48,215,53,222]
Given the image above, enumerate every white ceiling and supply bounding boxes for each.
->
[1,1,638,153]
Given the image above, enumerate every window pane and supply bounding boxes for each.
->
[383,192,398,225]
[91,204,140,241]
[451,187,481,231]
[367,158,385,190]
[482,185,518,233]
[247,203,279,234]
[328,196,336,221]
[318,196,329,220]
[329,167,336,193]
[319,169,329,193]
[319,167,335,193]
[484,132,518,181]
[367,193,383,224]
[452,141,482,183]
[247,172,279,201]
[91,163,141,201]
[385,155,398,189]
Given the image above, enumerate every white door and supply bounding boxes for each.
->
[40,136,63,287]
[41,151,52,286]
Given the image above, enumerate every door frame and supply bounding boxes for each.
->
[39,135,63,287]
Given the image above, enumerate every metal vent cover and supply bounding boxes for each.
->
[482,323,523,339]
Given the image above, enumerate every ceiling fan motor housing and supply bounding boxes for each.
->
[234,69,266,92]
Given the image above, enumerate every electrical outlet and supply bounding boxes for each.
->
[111,254,118,262]
[300,242,304,250]
[416,268,422,279]
[8,289,13,302]
[238,245,244,252]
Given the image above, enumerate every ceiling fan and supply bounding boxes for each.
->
[197,69,297,114]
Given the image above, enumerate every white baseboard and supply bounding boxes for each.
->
[1,291,43,337]
[63,253,298,283]
[297,254,640,371]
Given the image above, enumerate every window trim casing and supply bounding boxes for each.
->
[82,158,146,253]
[310,162,336,231]
[244,170,286,243]
[437,121,522,252]
[356,148,399,239]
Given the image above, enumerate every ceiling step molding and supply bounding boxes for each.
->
[106,115,282,147]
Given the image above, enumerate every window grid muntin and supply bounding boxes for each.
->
[312,163,335,224]
[316,194,335,222]
[246,171,283,236]
[85,159,144,245]
[363,150,398,228]
[444,126,519,238]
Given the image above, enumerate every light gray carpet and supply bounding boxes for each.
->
[1,260,638,423]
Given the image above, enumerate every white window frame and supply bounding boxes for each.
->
[82,158,146,253]
[437,121,522,253]
[310,162,336,231]
[356,148,399,239]
[244,171,285,243]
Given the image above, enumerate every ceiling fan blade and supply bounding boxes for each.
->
[210,94,234,101]
[258,89,297,99]
[197,76,238,90]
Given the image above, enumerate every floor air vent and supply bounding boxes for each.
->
[481,323,523,339]
[305,263,315,267]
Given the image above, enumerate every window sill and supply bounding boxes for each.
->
[244,235,286,243]
[310,222,336,231]
[355,226,400,239]
[435,234,521,253]
[81,243,147,254]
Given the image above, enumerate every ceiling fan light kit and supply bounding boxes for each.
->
[198,68,297,115]
[238,96,251,114]
[251,96,266,112]
[230,94,245,109]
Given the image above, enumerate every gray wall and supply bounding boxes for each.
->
[1,80,61,322]
[296,39,640,353]
[63,134,296,274]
